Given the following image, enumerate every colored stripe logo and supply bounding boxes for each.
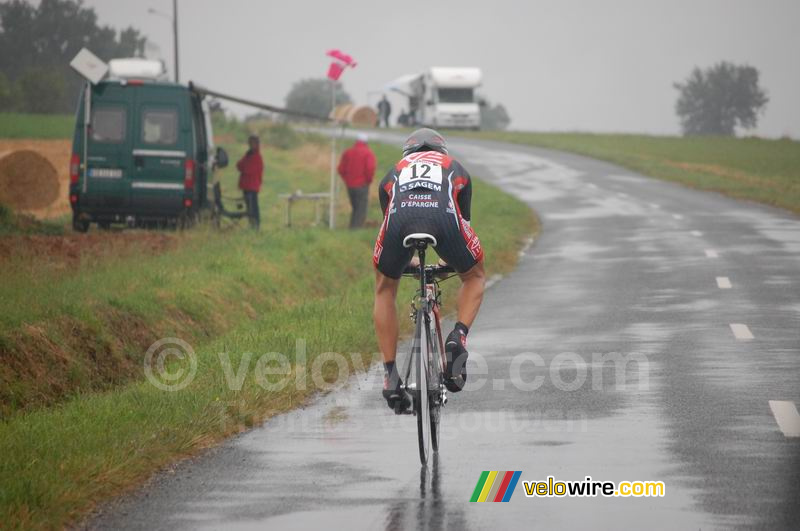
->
[470,471,522,502]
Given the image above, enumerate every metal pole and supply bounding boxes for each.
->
[190,84,332,121]
[328,79,336,229]
[82,82,90,194]
[173,0,179,83]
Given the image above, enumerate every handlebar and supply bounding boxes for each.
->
[402,264,456,277]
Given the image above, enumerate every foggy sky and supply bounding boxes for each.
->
[82,0,799,137]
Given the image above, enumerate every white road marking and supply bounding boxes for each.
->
[587,183,598,189]
[705,249,719,258]
[672,214,684,220]
[649,203,660,209]
[617,192,629,197]
[729,323,754,340]
[691,230,703,237]
[768,401,800,437]
[716,277,732,289]
[518,237,535,257]
[485,274,503,289]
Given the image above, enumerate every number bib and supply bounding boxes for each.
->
[398,162,444,192]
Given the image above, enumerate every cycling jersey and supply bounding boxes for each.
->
[373,150,483,278]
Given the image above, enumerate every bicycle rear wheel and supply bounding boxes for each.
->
[414,310,432,465]
[428,317,443,453]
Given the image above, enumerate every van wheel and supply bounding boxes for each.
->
[72,215,90,233]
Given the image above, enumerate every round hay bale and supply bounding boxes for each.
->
[0,150,60,210]
[330,103,354,122]
[348,105,378,127]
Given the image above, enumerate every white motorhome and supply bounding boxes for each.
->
[389,67,483,129]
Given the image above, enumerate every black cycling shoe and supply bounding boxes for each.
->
[444,326,469,392]
[383,371,412,413]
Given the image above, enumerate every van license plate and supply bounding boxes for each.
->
[89,168,123,178]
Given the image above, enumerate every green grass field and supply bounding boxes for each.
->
[460,131,800,214]
[0,122,538,528]
[0,112,75,139]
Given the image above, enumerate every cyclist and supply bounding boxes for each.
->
[373,128,486,412]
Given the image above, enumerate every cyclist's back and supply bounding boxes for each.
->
[373,137,483,279]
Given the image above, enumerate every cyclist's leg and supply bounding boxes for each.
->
[373,209,415,362]
[374,272,413,410]
[456,260,486,328]
[373,271,401,365]
[433,214,486,327]
[373,214,414,409]
[433,216,485,391]
[439,261,484,392]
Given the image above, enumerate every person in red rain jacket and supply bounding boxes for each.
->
[337,133,377,228]
[236,135,264,229]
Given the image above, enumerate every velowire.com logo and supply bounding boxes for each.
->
[470,472,667,502]
[470,471,522,502]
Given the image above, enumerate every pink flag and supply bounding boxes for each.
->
[326,49,357,67]
[327,61,344,81]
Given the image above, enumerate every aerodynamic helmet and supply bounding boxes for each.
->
[402,128,448,157]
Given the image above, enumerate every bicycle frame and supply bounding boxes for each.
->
[404,245,446,395]
[402,242,454,464]
[415,245,447,397]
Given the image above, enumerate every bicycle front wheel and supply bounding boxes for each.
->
[414,310,432,465]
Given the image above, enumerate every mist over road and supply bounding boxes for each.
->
[90,134,800,530]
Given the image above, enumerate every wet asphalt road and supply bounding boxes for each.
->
[90,134,800,530]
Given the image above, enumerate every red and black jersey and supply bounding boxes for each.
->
[373,150,482,278]
[378,150,473,223]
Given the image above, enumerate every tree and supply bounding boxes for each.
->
[0,0,147,113]
[0,73,20,111]
[479,98,511,130]
[16,68,65,113]
[674,62,768,136]
[285,78,351,120]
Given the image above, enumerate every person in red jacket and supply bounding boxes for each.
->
[236,135,264,230]
[337,133,377,228]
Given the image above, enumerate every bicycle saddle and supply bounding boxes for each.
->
[403,233,438,248]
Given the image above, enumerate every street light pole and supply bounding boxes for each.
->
[148,4,178,83]
[172,0,179,83]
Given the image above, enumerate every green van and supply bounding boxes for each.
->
[69,63,228,231]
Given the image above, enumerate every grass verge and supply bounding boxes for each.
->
[0,113,75,139]
[459,131,800,214]
[0,203,65,236]
[0,126,537,528]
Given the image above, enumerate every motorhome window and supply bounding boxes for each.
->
[437,88,474,103]
[142,108,178,145]
[91,107,126,143]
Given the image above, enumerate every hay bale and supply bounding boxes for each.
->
[348,105,378,127]
[329,104,378,126]
[330,103,354,122]
[0,150,60,210]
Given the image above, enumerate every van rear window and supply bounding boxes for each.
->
[142,108,178,145]
[91,106,126,143]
